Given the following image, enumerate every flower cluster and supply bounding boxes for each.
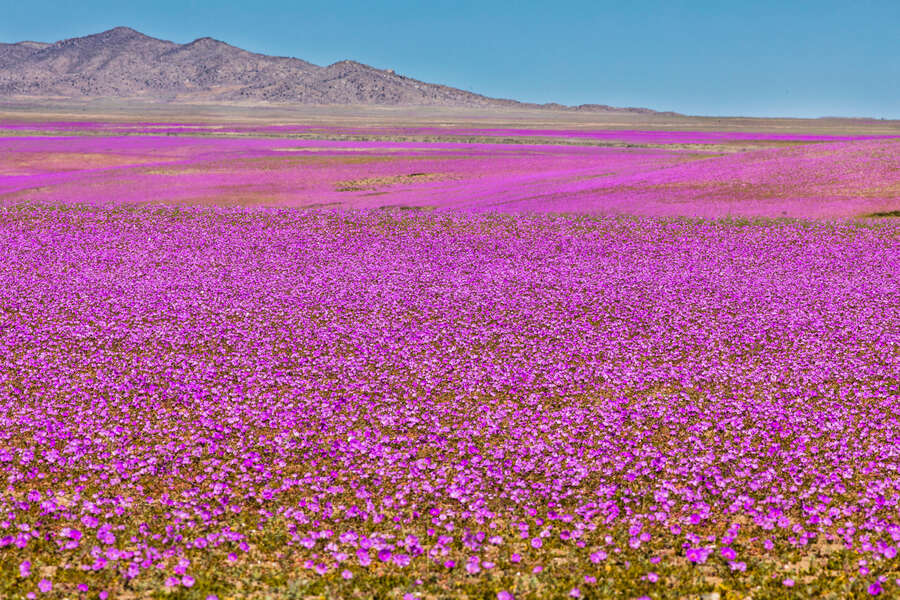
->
[1,205,898,597]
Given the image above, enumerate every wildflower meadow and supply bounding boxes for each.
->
[1,122,899,599]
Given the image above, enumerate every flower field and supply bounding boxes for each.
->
[1,123,899,599]
[1,122,898,218]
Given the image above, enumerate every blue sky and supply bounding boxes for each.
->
[2,0,898,118]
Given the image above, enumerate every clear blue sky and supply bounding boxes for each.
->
[2,0,898,119]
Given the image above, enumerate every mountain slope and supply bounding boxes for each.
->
[0,27,655,111]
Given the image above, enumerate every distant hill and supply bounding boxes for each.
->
[0,27,662,112]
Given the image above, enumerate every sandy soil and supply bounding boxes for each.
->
[1,99,899,136]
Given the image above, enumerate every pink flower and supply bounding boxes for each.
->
[720,546,736,560]
[342,570,353,580]
[97,530,115,545]
[497,592,515,600]
[589,550,607,563]
[869,582,882,596]
[19,560,31,577]
[647,572,659,583]
[569,588,581,598]
[510,553,521,563]
[686,547,709,564]
[783,579,795,587]
[182,575,195,587]
[38,580,52,593]
[393,553,411,567]
[531,537,542,549]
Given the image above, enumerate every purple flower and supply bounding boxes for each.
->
[38,580,52,593]
[97,531,116,545]
[19,561,31,577]
[686,547,710,564]
[720,546,736,560]
[869,582,882,596]
[531,537,542,549]
[497,592,515,600]
[182,575,195,588]
[393,553,411,567]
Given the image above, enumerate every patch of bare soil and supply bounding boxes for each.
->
[334,172,449,192]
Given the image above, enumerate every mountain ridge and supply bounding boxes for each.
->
[0,27,664,113]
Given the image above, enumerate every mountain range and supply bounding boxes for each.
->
[0,27,659,112]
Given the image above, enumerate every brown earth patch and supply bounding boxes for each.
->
[335,172,450,192]
[0,151,159,174]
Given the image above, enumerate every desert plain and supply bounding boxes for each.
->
[1,102,899,599]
